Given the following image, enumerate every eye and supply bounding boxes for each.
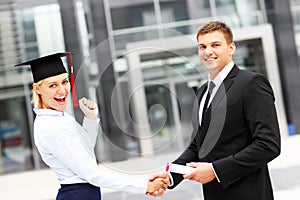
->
[62,79,69,85]
[198,45,206,50]
[212,43,221,47]
[49,84,56,88]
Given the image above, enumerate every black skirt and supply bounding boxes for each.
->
[56,183,101,200]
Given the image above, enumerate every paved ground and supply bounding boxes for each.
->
[0,135,299,200]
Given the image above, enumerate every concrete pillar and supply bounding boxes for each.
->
[58,0,89,122]
[265,0,300,135]
[87,0,128,161]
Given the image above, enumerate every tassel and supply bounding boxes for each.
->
[67,52,79,107]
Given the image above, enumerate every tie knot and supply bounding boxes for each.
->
[208,81,215,95]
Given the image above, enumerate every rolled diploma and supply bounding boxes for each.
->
[169,163,195,174]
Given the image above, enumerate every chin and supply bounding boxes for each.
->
[52,105,67,112]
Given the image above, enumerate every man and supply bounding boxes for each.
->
[148,21,281,200]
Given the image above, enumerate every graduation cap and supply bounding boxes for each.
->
[15,52,79,107]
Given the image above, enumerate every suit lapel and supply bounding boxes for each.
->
[196,83,208,104]
[194,83,208,127]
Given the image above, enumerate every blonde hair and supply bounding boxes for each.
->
[32,80,44,108]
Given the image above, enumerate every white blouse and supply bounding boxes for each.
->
[33,108,147,194]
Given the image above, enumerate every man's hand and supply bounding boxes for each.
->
[79,97,98,119]
[146,171,170,196]
[183,162,215,184]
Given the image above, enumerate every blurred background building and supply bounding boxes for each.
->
[0,0,300,176]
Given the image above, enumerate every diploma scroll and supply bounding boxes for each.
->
[168,163,195,174]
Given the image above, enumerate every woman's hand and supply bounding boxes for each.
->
[79,97,98,119]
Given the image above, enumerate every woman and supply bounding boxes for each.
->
[15,52,168,200]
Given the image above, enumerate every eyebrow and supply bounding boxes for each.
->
[45,81,58,85]
[45,78,68,85]
[199,40,222,44]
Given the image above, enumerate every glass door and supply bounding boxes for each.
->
[145,84,175,153]
[0,95,34,174]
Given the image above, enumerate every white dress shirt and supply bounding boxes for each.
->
[33,108,147,193]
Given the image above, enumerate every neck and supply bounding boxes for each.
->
[208,68,219,80]
[41,103,64,115]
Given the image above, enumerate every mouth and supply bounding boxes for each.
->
[54,96,66,104]
[205,57,216,62]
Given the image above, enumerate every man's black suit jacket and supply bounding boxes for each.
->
[169,65,281,200]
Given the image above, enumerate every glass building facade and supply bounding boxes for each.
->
[0,0,299,175]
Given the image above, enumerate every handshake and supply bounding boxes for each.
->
[145,162,216,196]
[146,171,170,196]
[145,163,196,196]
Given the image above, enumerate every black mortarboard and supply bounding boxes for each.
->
[15,52,79,107]
[15,52,68,83]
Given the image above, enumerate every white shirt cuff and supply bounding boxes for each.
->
[167,171,174,187]
[210,163,220,182]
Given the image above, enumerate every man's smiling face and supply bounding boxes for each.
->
[197,30,235,79]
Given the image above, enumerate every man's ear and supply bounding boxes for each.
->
[229,42,236,56]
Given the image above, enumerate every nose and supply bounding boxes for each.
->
[57,84,67,95]
[204,46,213,55]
